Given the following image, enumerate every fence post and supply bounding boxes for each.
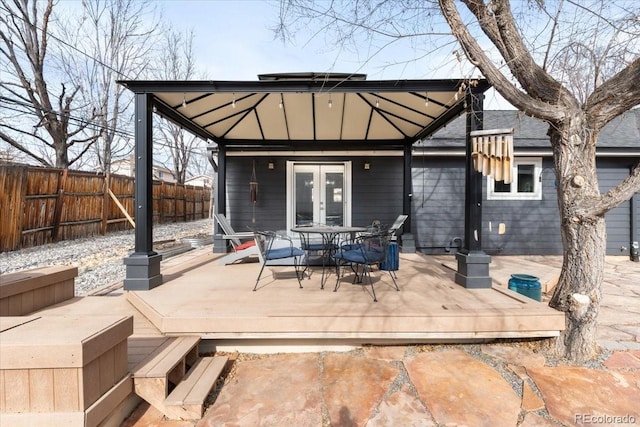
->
[101,173,110,235]
[51,169,68,241]
[174,182,178,222]
[183,184,188,222]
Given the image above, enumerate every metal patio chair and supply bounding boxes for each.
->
[253,230,305,291]
[333,230,399,302]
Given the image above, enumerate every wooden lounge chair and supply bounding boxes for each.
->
[388,214,408,238]
[214,213,259,265]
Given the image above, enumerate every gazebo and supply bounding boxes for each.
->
[118,73,493,291]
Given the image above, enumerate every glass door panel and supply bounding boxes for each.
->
[322,171,344,226]
[295,171,314,226]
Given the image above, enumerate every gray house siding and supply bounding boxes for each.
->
[224,155,404,234]
[225,157,287,232]
[483,158,561,255]
[412,156,635,256]
[351,157,404,228]
[598,159,636,255]
[411,157,465,253]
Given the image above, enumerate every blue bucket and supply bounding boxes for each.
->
[508,274,541,302]
[380,242,399,271]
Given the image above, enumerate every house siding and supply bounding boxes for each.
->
[598,159,636,255]
[411,157,466,253]
[412,156,636,256]
[224,156,404,233]
[483,158,561,255]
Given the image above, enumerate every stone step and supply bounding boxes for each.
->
[164,356,228,419]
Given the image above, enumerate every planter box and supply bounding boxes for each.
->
[0,266,77,316]
[0,315,133,426]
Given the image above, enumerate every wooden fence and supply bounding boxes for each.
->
[0,165,212,252]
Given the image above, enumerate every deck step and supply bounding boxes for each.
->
[132,336,201,413]
[164,356,228,419]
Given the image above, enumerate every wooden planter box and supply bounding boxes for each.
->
[0,266,77,316]
[0,315,133,426]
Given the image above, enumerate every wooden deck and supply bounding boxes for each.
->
[23,248,565,352]
[116,248,566,348]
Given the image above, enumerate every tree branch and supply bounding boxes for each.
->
[0,128,52,166]
[586,57,640,129]
[463,0,575,107]
[438,0,565,121]
[582,161,640,217]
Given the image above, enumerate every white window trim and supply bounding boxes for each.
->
[487,157,542,201]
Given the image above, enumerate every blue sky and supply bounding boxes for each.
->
[159,0,434,80]
[158,0,511,108]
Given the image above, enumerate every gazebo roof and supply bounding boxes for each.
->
[118,73,491,149]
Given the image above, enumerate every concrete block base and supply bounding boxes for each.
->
[454,251,492,289]
[124,253,163,291]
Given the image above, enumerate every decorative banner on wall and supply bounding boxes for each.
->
[470,128,514,183]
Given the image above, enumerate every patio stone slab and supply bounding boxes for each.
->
[519,412,558,427]
[521,382,545,411]
[362,345,407,362]
[527,365,640,427]
[597,325,636,341]
[321,352,399,427]
[604,351,640,370]
[479,344,546,368]
[404,349,521,427]
[198,353,323,427]
[365,384,435,427]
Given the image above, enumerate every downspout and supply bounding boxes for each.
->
[402,142,416,252]
[631,165,639,262]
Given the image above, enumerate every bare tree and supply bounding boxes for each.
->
[154,28,202,184]
[0,0,98,168]
[278,0,640,361]
[57,0,160,174]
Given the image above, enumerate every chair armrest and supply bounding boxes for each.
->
[220,232,254,239]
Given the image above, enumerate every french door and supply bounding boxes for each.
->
[287,162,351,229]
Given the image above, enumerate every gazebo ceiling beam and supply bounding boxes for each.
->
[118,79,489,94]
[153,98,217,142]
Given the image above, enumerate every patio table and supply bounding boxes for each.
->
[291,225,367,288]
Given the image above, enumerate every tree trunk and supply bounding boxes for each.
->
[548,112,606,362]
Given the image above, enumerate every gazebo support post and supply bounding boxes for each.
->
[455,91,492,288]
[213,145,228,253]
[123,93,163,290]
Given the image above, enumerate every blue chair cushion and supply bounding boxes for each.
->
[265,247,305,260]
[336,248,384,264]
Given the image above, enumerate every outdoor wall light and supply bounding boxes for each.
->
[268,161,275,170]
[364,161,371,170]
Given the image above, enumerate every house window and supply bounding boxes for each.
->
[487,157,542,200]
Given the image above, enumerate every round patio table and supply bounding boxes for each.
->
[291,226,367,288]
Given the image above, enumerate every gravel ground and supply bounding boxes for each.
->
[0,219,214,295]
